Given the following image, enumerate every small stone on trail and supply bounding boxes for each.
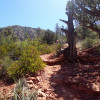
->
[92,83,100,91]
[27,80,33,84]
[39,89,46,97]
[27,84,34,89]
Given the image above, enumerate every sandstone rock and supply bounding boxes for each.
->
[25,74,30,78]
[52,76,63,84]
[27,84,34,89]
[29,77,36,81]
[27,80,33,84]
[38,97,46,100]
[58,97,64,100]
[42,88,47,93]
[36,76,41,82]
[39,89,46,97]
[50,82,57,86]
[47,88,55,92]
[91,83,100,92]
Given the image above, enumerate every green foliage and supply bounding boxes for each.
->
[41,29,56,44]
[8,46,46,79]
[0,78,38,100]
[0,44,8,58]
[0,27,14,45]
[0,27,56,80]
[0,56,13,77]
[76,26,99,41]
[28,39,54,54]
[72,0,100,37]
[11,78,38,100]
[81,38,99,49]
[55,43,62,56]
[97,44,100,51]
[8,41,28,60]
[37,44,53,54]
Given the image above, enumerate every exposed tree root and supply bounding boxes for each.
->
[41,46,100,64]
[41,54,64,64]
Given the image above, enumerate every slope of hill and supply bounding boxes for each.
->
[0,25,44,40]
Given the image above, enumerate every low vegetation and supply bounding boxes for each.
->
[0,78,39,100]
[0,28,65,80]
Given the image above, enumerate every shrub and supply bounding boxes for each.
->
[8,43,21,60]
[81,38,97,49]
[41,29,56,44]
[0,56,13,77]
[8,40,29,60]
[28,40,54,54]
[38,44,53,54]
[0,78,39,100]
[97,44,100,51]
[8,46,46,79]
[0,44,8,58]
[11,78,39,100]
[55,43,62,56]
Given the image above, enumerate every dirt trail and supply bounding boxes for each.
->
[30,53,100,100]
[0,52,100,100]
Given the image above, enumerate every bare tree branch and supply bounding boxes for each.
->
[60,19,68,25]
[61,28,69,34]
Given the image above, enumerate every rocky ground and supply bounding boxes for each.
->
[0,47,100,100]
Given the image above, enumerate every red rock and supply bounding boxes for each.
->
[38,89,46,97]
[58,97,64,100]
[30,77,36,81]
[52,76,63,84]
[27,84,34,89]
[27,80,33,84]
[25,74,30,77]
[36,76,41,82]
[91,83,100,92]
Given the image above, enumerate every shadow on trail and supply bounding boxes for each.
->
[49,61,100,100]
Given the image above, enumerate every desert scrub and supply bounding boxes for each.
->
[97,44,100,51]
[0,78,38,100]
[38,44,54,54]
[11,78,38,100]
[0,56,13,77]
[8,46,46,79]
[28,40,54,54]
[0,44,8,58]
[81,38,98,49]
[55,43,62,56]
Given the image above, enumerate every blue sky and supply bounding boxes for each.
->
[0,0,68,31]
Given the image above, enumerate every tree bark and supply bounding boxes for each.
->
[61,13,77,62]
[67,13,77,62]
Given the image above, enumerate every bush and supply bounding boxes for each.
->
[0,78,39,100]
[38,44,54,54]
[8,46,46,79]
[11,78,38,100]
[55,43,62,56]
[28,40,54,54]
[97,44,100,51]
[81,38,97,49]
[0,44,8,58]
[0,56,13,77]
[41,29,56,44]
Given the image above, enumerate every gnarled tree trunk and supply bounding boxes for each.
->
[60,13,77,62]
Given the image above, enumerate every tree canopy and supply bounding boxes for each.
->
[73,0,100,37]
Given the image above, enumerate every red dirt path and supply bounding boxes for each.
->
[0,49,100,100]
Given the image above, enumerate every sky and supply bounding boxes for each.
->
[0,0,68,31]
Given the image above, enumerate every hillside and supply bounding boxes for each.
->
[0,25,44,40]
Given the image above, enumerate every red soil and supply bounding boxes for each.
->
[0,47,100,100]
